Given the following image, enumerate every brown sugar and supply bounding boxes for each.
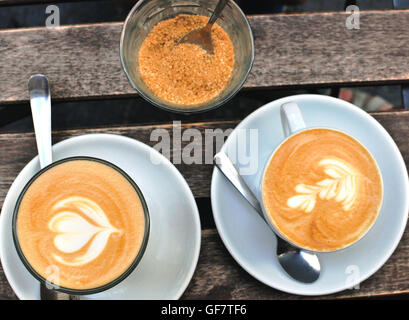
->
[138,14,235,107]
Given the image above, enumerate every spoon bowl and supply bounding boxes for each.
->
[177,0,229,54]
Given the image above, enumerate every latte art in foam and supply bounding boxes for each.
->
[287,158,358,213]
[49,196,122,266]
[15,159,147,290]
[262,129,382,251]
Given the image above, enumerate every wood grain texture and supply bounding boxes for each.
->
[0,0,90,5]
[1,111,409,203]
[0,120,236,202]
[182,229,409,299]
[2,227,409,300]
[1,10,409,105]
[0,112,409,299]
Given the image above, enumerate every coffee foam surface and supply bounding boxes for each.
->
[262,129,383,251]
[16,160,146,290]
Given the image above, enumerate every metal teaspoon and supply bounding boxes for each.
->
[214,152,321,283]
[29,74,79,300]
[176,0,229,54]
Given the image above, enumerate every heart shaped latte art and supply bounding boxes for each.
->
[48,196,121,266]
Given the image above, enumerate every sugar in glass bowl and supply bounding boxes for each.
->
[120,0,254,113]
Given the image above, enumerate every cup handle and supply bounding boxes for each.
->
[280,102,306,137]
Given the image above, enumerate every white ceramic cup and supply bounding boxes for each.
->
[259,101,383,253]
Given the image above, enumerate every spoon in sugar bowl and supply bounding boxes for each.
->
[176,0,229,54]
[28,74,79,300]
[214,152,321,283]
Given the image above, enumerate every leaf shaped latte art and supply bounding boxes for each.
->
[287,158,358,213]
[48,196,121,266]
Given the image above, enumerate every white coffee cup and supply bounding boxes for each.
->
[259,102,384,253]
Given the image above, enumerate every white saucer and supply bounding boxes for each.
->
[211,94,409,296]
[0,134,201,300]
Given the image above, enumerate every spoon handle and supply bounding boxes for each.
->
[214,152,265,221]
[213,153,296,249]
[208,0,229,26]
[214,151,321,283]
[213,153,305,251]
[28,74,52,169]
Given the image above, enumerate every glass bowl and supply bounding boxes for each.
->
[120,0,254,113]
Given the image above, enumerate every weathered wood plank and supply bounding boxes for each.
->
[0,0,91,5]
[182,228,409,299]
[0,266,17,299]
[1,112,409,299]
[0,10,408,105]
[1,111,409,205]
[0,120,235,203]
[2,227,409,300]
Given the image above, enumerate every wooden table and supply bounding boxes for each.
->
[1,7,409,299]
